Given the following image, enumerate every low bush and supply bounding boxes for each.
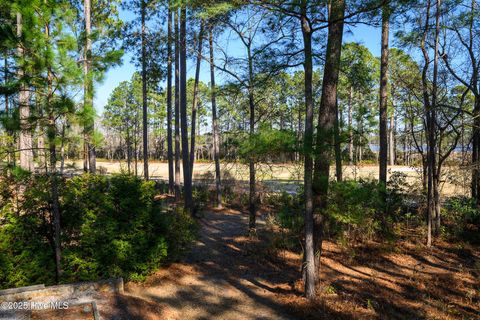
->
[265,178,405,250]
[265,190,304,250]
[325,179,383,242]
[443,196,480,244]
[0,172,197,289]
[0,171,57,288]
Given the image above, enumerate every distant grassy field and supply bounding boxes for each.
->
[60,160,470,197]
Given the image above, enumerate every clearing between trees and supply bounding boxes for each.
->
[64,160,469,197]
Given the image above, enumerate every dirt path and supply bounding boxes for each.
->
[106,205,479,319]
[126,209,297,320]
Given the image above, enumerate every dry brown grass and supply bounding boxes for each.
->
[64,160,471,197]
[273,239,480,319]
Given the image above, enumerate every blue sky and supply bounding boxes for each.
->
[94,10,382,115]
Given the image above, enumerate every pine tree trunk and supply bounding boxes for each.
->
[60,123,66,175]
[312,0,345,281]
[394,112,397,163]
[301,11,316,300]
[189,21,205,183]
[126,111,132,174]
[297,106,302,162]
[134,114,138,177]
[83,138,88,172]
[422,0,441,247]
[17,13,34,172]
[141,0,149,179]
[167,4,174,194]
[430,0,441,241]
[379,6,390,185]
[348,87,353,165]
[334,98,342,181]
[4,55,14,166]
[461,110,465,165]
[403,111,408,165]
[473,97,480,203]
[38,133,46,172]
[49,116,61,284]
[247,55,256,232]
[174,9,181,201]
[389,111,395,166]
[180,6,192,212]
[434,169,441,234]
[84,0,96,174]
[409,119,414,166]
[35,89,47,172]
[209,24,222,208]
[45,19,62,283]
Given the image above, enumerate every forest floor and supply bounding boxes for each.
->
[125,208,295,320]
[122,208,480,320]
[66,160,469,196]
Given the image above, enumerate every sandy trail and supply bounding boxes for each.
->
[126,209,297,320]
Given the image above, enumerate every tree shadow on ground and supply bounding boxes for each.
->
[100,293,172,320]
[318,241,480,320]
[127,209,480,320]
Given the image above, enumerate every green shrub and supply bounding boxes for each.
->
[275,191,304,233]
[263,190,304,251]
[266,179,403,248]
[0,172,197,289]
[238,127,296,162]
[325,179,383,242]
[386,171,411,221]
[443,196,480,243]
[61,174,180,282]
[192,185,211,207]
[0,172,56,288]
[161,206,198,261]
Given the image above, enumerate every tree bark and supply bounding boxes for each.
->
[473,97,480,203]
[134,111,139,176]
[348,87,353,164]
[312,0,345,279]
[297,105,302,162]
[248,59,256,231]
[84,0,96,174]
[389,111,395,166]
[434,171,441,233]
[38,132,46,172]
[180,6,192,212]
[301,10,316,300]
[17,13,34,172]
[209,24,222,208]
[126,103,132,174]
[379,5,390,185]
[167,4,174,194]
[45,18,62,283]
[403,111,408,165]
[4,55,14,166]
[421,0,436,247]
[430,0,441,238]
[60,122,66,175]
[334,98,342,181]
[174,8,181,201]
[189,21,205,183]
[141,0,149,179]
